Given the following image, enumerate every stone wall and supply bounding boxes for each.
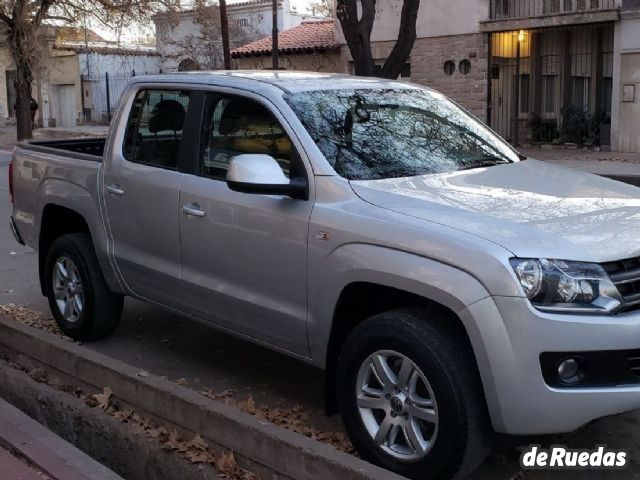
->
[233,51,345,73]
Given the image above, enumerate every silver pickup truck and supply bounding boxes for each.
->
[9,71,640,480]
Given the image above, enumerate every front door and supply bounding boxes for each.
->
[178,93,313,355]
[58,85,76,127]
[103,88,192,303]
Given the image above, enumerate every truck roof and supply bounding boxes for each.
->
[129,70,422,95]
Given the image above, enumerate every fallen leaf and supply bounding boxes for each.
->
[28,368,48,383]
[238,396,257,415]
[92,387,112,410]
[201,389,235,400]
[185,434,209,452]
[214,451,238,474]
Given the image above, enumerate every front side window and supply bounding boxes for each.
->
[199,94,295,180]
[285,88,520,180]
[123,89,191,169]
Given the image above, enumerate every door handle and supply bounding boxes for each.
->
[181,204,205,217]
[106,185,125,196]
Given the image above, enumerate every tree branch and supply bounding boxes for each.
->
[0,11,13,25]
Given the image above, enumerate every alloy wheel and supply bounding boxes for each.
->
[52,256,84,323]
[355,350,438,461]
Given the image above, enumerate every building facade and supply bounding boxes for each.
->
[482,0,624,149]
[154,0,326,72]
[330,0,640,152]
[1,27,160,127]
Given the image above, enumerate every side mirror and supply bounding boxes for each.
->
[226,154,308,200]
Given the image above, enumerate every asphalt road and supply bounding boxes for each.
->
[2,150,640,479]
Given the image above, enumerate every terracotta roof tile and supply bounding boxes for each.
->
[231,20,338,57]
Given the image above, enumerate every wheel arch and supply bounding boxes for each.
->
[37,194,122,296]
[322,281,483,416]
[311,245,492,416]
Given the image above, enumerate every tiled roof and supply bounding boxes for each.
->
[55,27,106,43]
[231,20,338,57]
[54,43,160,57]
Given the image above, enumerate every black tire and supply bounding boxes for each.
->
[45,233,123,341]
[336,308,493,480]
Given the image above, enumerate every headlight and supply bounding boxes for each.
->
[510,258,623,314]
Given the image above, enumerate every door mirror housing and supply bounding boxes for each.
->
[226,154,308,200]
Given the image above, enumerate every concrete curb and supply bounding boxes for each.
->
[0,363,233,480]
[0,315,405,480]
[0,397,124,480]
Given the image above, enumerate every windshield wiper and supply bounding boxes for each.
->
[458,157,511,171]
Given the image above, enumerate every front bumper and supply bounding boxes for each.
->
[9,216,24,246]
[460,295,640,435]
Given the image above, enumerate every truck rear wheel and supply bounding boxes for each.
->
[336,308,493,480]
[45,233,123,341]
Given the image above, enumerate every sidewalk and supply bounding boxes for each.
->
[0,447,50,480]
[0,397,123,480]
[520,147,640,186]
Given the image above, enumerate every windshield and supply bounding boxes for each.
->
[285,88,520,180]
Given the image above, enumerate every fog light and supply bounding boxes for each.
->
[557,358,580,384]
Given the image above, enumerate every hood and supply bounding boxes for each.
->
[350,160,640,262]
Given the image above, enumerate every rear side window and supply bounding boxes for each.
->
[123,89,191,169]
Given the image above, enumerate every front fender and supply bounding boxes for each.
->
[307,243,490,366]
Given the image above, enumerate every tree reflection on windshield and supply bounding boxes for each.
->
[285,88,520,180]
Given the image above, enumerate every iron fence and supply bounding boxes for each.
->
[490,0,617,20]
[81,72,136,125]
[488,23,614,146]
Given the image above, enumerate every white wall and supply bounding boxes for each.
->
[611,8,640,152]
[0,47,15,119]
[335,0,488,44]
[79,51,161,77]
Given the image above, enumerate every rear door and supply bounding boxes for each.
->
[177,91,313,355]
[102,87,193,303]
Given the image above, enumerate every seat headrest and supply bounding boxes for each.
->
[218,99,271,136]
[149,100,186,133]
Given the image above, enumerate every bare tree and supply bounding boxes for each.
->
[336,0,420,79]
[310,0,333,17]
[158,0,256,71]
[0,0,178,139]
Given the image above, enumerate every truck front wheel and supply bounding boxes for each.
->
[45,233,123,341]
[336,308,493,480]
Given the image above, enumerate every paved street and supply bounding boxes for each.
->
[2,150,640,478]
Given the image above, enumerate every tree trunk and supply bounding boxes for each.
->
[380,0,420,79]
[15,81,33,140]
[8,19,35,140]
[219,0,231,69]
[337,0,420,80]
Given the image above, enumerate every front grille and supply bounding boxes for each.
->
[601,257,640,313]
[628,355,640,377]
